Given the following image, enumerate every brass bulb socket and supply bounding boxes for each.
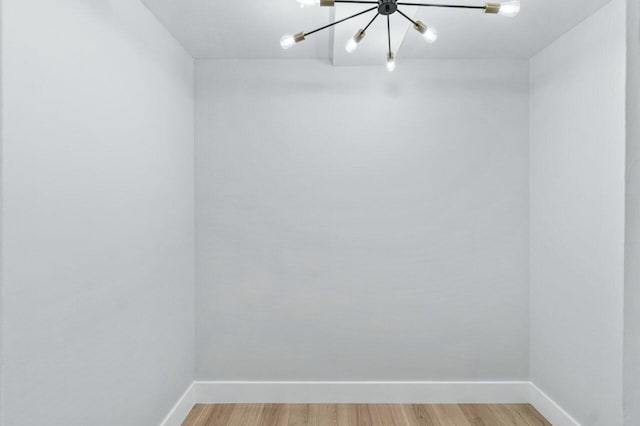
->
[321,0,335,6]
[414,20,428,34]
[387,52,395,61]
[294,32,306,43]
[353,29,366,43]
[485,3,501,13]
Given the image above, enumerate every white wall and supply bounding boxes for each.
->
[625,0,640,424]
[530,1,626,424]
[0,0,4,423]
[195,59,530,381]
[1,1,195,425]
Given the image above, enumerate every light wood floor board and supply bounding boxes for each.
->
[182,404,551,426]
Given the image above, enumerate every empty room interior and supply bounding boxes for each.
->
[1,0,640,425]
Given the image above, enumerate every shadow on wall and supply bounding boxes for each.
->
[79,0,192,86]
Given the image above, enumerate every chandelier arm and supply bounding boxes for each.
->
[396,2,486,10]
[396,9,417,25]
[335,0,379,3]
[363,13,380,31]
[304,6,378,37]
[387,15,391,54]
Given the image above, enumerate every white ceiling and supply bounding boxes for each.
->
[141,0,613,61]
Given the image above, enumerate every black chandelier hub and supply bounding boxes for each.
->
[378,0,398,15]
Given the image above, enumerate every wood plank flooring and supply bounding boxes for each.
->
[182,404,551,426]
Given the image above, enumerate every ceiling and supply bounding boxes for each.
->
[141,0,613,62]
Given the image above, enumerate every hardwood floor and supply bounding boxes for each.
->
[182,404,551,426]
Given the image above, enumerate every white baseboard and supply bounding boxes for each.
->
[162,381,579,425]
[193,381,531,404]
[529,383,580,426]
[160,383,195,426]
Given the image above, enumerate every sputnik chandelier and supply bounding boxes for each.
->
[281,0,520,71]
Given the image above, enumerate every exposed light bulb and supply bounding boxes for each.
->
[280,32,306,50]
[280,34,296,49]
[499,0,520,17]
[422,26,438,43]
[296,0,319,7]
[485,1,519,16]
[346,39,358,53]
[414,21,438,43]
[345,29,366,53]
[386,52,396,72]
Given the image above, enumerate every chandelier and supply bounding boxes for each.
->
[280,0,520,71]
